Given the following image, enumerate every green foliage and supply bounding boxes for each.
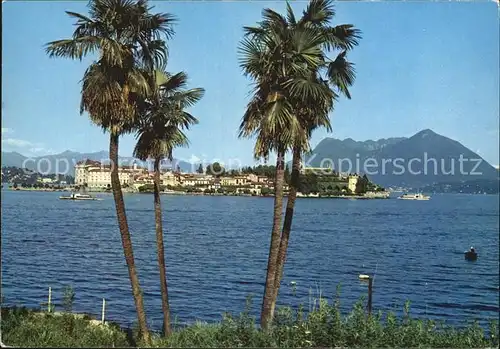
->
[166,185,186,192]
[298,173,319,194]
[1,307,129,347]
[223,186,237,194]
[241,165,275,179]
[138,184,166,192]
[2,299,498,348]
[62,285,75,313]
[206,162,225,177]
[260,187,272,196]
[154,296,498,348]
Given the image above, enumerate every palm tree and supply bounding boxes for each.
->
[239,0,360,328]
[134,70,204,336]
[272,0,360,318]
[45,0,175,343]
[239,1,339,329]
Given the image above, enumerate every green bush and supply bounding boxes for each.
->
[155,295,498,348]
[1,307,129,347]
[138,184,166,192]
[62,285,75,312]
[1,296,497,348]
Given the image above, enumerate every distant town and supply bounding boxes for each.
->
[2,159,389,198]
[3,157,498,196]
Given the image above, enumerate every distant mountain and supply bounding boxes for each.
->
[309,137,406,165]
[1,151,28,169]
[305,129,498,188]
[1,150,195,175]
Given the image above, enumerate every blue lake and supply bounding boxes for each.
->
[1,190,499,330]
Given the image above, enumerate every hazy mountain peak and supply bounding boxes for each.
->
[414,128,437,138]
[306,129,498,187]
[1,149,194,174]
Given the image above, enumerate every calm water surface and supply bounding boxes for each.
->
[1,190,499,329]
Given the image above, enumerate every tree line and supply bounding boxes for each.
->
[45,0,360,344]
[196,162,284,179]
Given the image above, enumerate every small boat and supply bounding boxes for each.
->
[59,192,102,201]
[464,247,478,261]
[398,193,430,200]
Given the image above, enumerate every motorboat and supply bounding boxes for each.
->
[397,193,430,200]
[59,192,102,201]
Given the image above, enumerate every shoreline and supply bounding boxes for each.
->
[8,186,496,197]
[3,187,392,199]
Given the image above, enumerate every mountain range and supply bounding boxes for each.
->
[1,129,498,188]
[305,129,498,188]
[0,150,195,176]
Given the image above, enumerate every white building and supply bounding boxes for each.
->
[348,175,359,193]
[179,174,213,187]
[75,159,145,188]
[161,171,180,187]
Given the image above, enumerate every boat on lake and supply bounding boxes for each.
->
[59,192,102,201]
[398,193,430,200]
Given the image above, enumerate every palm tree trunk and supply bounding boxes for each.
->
[109,133,151,345]
[271,146,301,316]
[153,157,172,337]
[260,150,286,330]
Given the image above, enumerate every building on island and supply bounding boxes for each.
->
[300,166,363,194]
[74,159,292,195]
[348,174,359,193]
[131,173,155,190]
[161,171,180,187]
[75,159,146,188]
[246,173,269,183]
[179,174,213,187]
[220,176,237,186]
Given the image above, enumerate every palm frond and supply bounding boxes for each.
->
[45,37,100,60]
[323,24,362,51]
[300,0,335,27]
[327,51,356,99]
[285,2,297,26]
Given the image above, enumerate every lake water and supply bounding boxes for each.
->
[1,190,499,330]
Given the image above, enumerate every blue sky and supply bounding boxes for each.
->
[2,1,499,166]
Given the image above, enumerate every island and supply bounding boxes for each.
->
[2,162,389,199]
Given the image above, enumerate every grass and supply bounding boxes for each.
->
[1,307,129,347]
[1,294,498,348]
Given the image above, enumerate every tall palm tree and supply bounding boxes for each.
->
[134,70,204,336]
[238,2,336,329]
[271,0,360,319]
[45,0,175,343]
